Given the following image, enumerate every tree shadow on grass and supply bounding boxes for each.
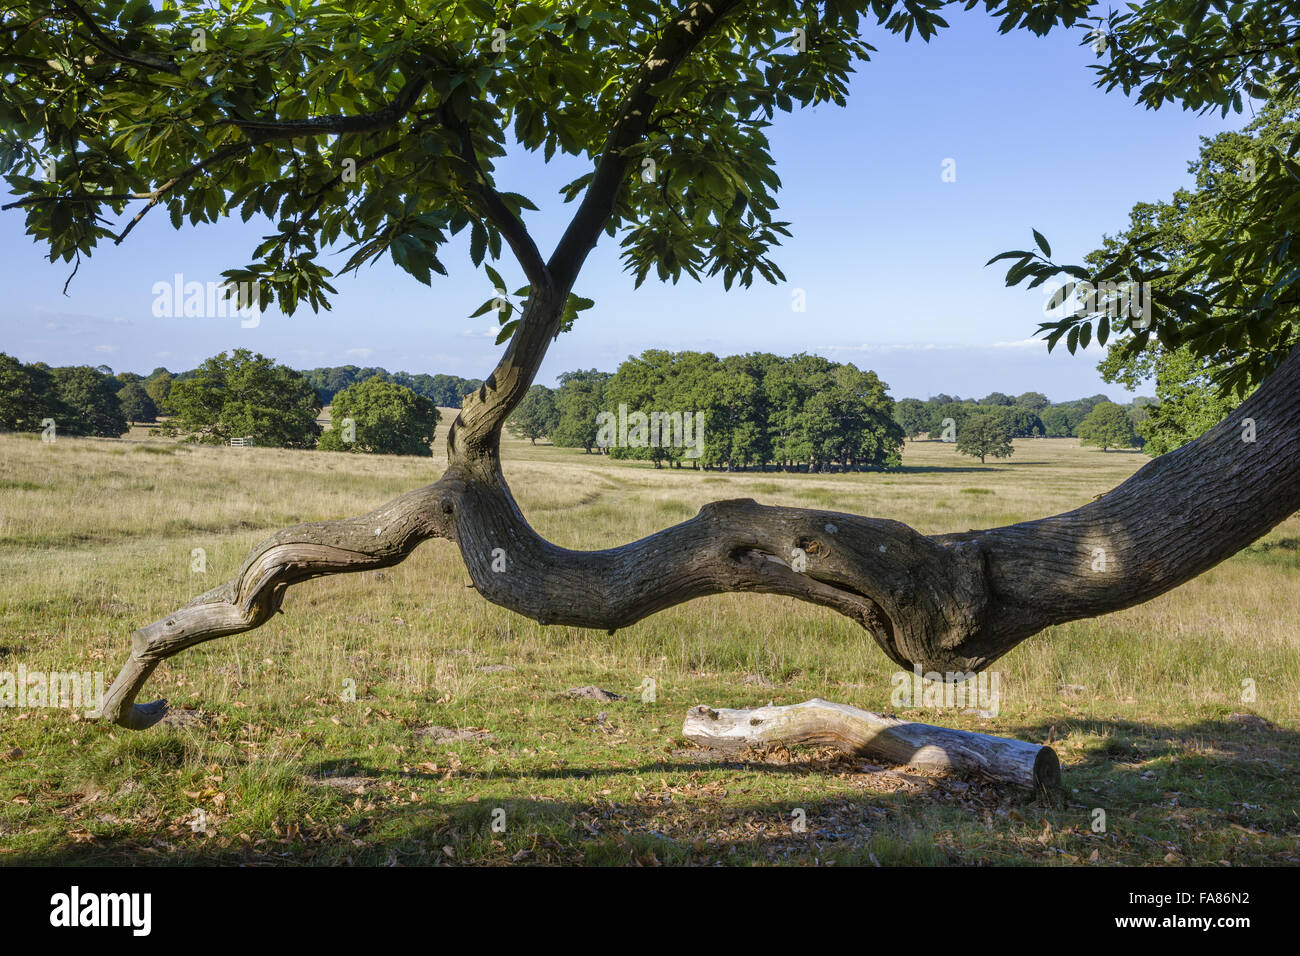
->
[8,715,1297,866]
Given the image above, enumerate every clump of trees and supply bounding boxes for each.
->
[521,351,904,471]
[955,411,1015,464]
[0,350,480,451]
[52,365,130,437]
[550,370,611,454]
[319,378,439,456]
[1077,402,1141,451]
[115,381,158,424]
[162,349,321,447]
[0,353,128,437]
[507,384,560,444]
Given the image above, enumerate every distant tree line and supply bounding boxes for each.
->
[508,351,905,471]
[1,353,143,437]
[891,390,1152,447]
[0,349,1180,460]
[0,351,445,455]
[303,366,482,407]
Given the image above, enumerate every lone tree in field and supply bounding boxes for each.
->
[1076,401,1139,452]
[955,410,1014,465]
[4,0,1300,730]
[507,384,560,445]
[319,378,440,456]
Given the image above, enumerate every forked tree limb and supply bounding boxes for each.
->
[682,698,1062,794]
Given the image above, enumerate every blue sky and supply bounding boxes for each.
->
[0,7,1246,401]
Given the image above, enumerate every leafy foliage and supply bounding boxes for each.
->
[1100,344,1240,455]
[1076,401,1141,451]
[892,397,929,440]
[305,366,481,407]
[163,349,320,447]
[955,409,1014,464]
[0,352,60,431]
[2,0,1090,338]
[506,383,560,443]
[550,369,609,453]
[319,377,439,455]
[143,369,173,412]
[49,364,128,436]
[551,350,902,471]
[115,380,157,423]
[993,31,1300,395]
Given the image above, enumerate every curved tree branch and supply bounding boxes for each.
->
[451,342,1300,675]
[101,477,462,728]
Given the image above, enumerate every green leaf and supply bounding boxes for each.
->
[495,319,519,345]
[1032,229,1051,258]
[469,224,487,266]
[984,250,1033,266]
[468,297,498,318]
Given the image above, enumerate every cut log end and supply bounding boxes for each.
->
[684,698,1062,795]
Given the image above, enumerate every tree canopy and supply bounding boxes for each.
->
[1002,81,1300,396]
[955,409,1014,464]
[1076,400,1140,451]
[0,352,59,432]
[506,383,559,444]
[1,0,1098,324]
[306,366,482,407]
[49,364,129,437]
[319,377,440,454]
[116,380,158,423]
[163,349,321,446]
[542,350,903,471]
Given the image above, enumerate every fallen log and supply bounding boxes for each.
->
[683,697,1060,795]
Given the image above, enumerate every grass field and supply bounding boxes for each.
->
[1,424,1297,866]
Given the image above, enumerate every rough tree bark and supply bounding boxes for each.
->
[96,0,1300,731]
